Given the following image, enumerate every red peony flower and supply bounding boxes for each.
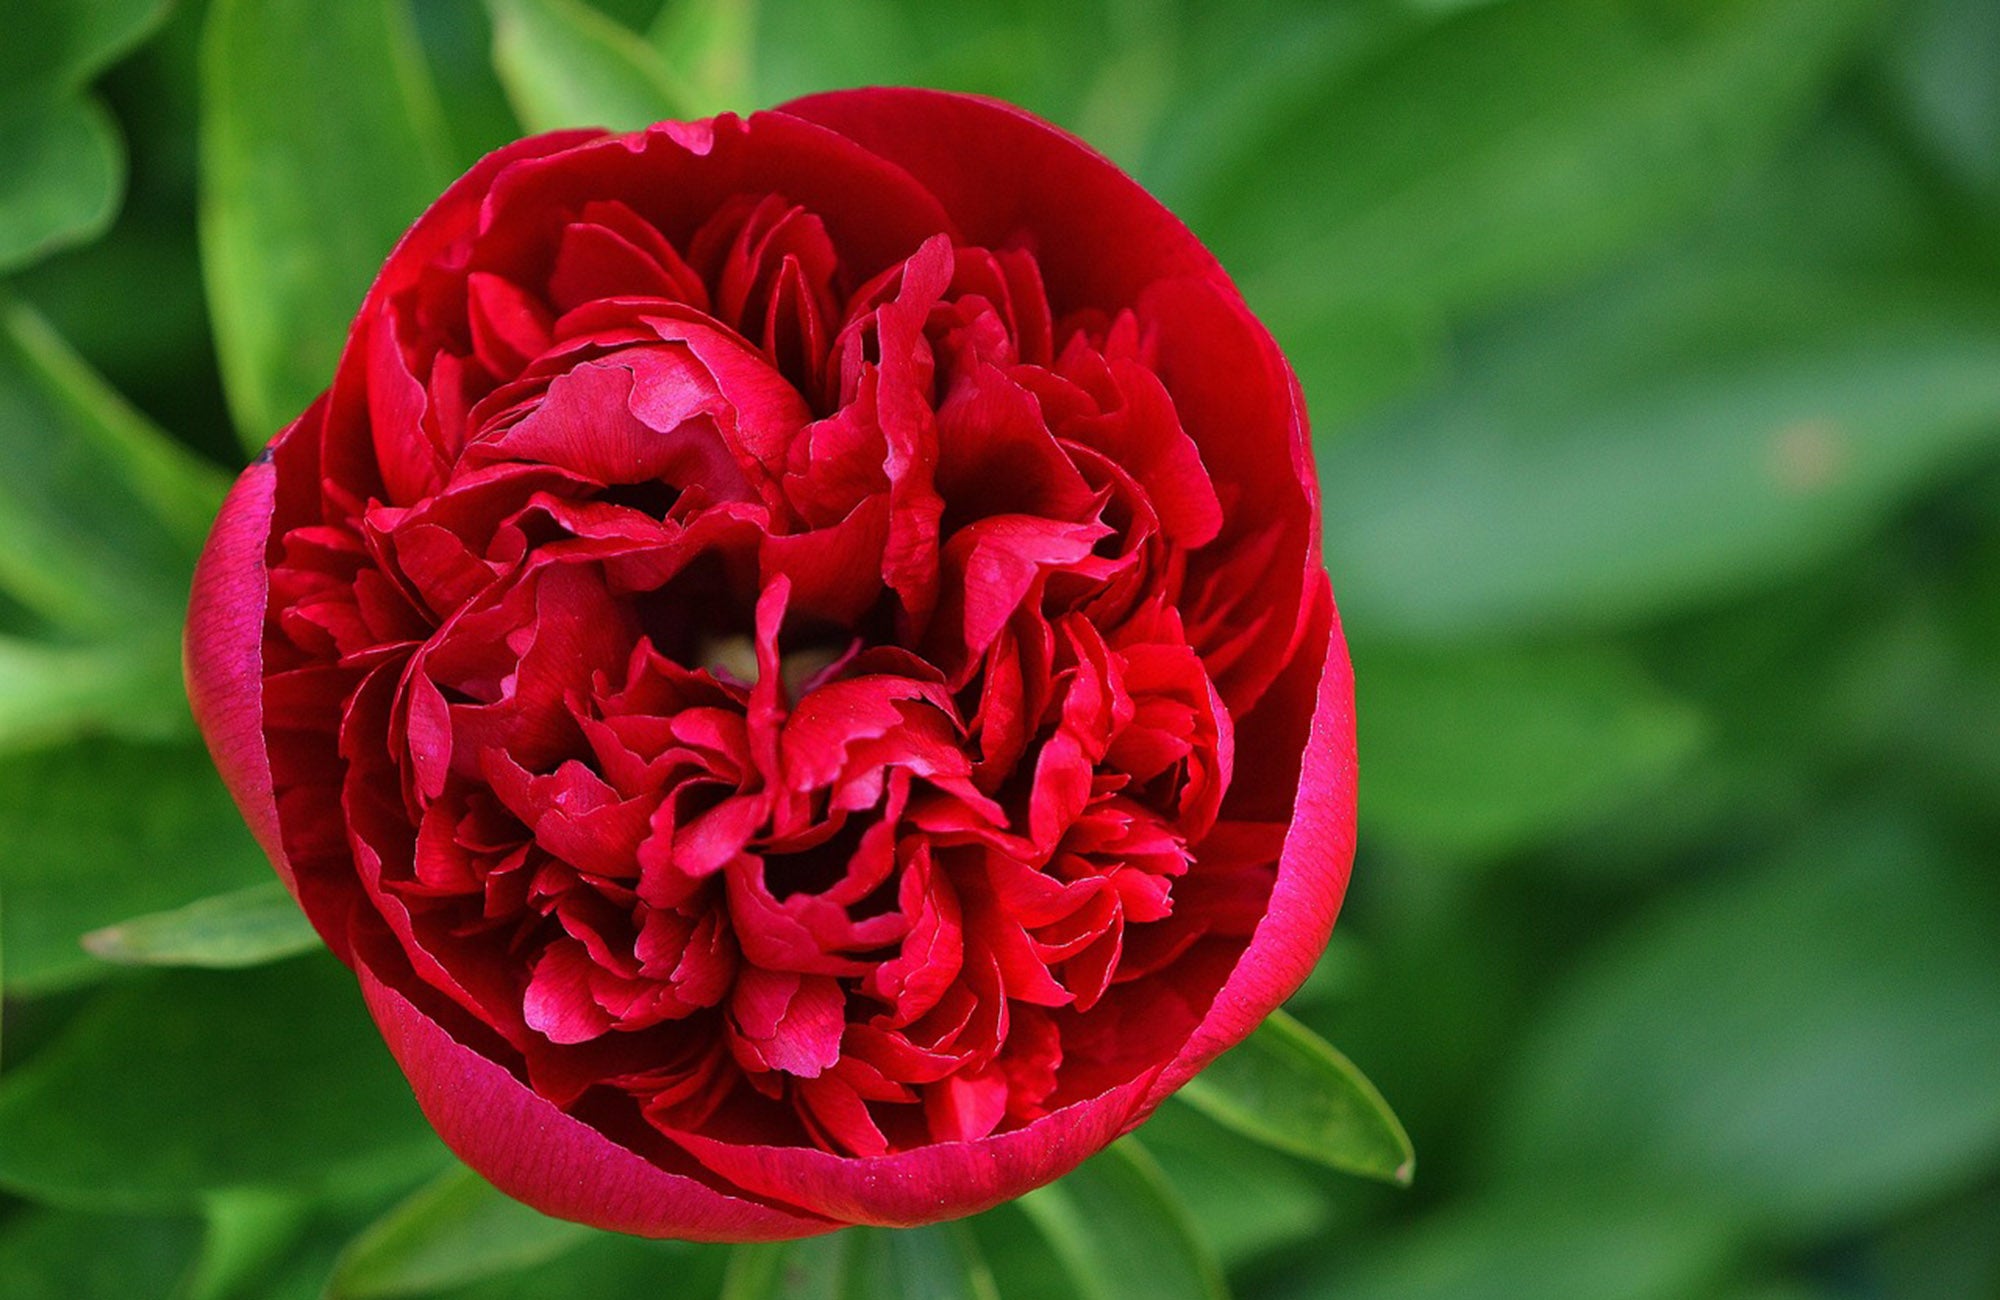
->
[184,88,1355,1239]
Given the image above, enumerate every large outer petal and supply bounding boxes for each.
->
[1144,574,1356,1106]
[776,88,1225,312]
[662,1071,1159,1227]
[357,962,841,1241]
[185,454,286,887]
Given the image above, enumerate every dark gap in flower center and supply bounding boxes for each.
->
[761,817,872,901]
[598,480,679,519]
[637,551,753,665]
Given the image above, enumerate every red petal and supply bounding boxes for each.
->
[358,962,838,1240]
[660,1070,1154,1228]
[1142,576,1355,1108]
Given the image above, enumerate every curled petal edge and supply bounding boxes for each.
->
[357,962,843,1241]
[1146,574,1354,1109]
[184,449,288,890]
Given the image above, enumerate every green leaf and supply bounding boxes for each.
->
[0,98,124,274]
[200,0,453,447]
[1491,818,2000,1236]
[0,1208,202,1300]
[965,1203,1087,1300]
[0,299,219,640]
[840,1226,997,1300]
[1136,1099,1336,1268]
[327,1163,596,1299]
[1870,1182,2000,1300]
[1017,1139,1227,1300]
[723,1226,993,1300]
[0,633,189,757]
[1205,0,1883,334]
[1356,638,1705,859]
[0,0,174,107]
[0,955,450,1213]
[648,0,757,116]
[485,0,693,133]
[0,0,172,273]
[0,739,271,995]
[1280,1191,1739,1300]
[1321,274,2000,638]
[722,1235,847,1300]
[81,880,323,971]
[404,1234,726,1300]
[181,1189,313,1300]
[4,299,226,551]
[1877,0,2000,206]
[1176,1008,1413,1186]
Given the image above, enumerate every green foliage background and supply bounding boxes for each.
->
[4,0,2000,1295]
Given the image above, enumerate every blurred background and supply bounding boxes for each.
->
[3,0,1999,1296]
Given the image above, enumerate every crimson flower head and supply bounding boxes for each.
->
[185,88,1355,1238]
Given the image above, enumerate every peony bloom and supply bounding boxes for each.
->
[185,88,1355,1238]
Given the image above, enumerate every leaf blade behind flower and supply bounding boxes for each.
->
[0,98,124,276]
[325,1162,596,1299]
[0,299,218,640]
[721,1234,848,1300]
[1178,1008,1414,1186]
[647,0,757,117]
[200,0,454,448]
[81,880,322,971]
[1017,1138,1228,1300]
[1320,273,2000,638]
[0,739,269,996]
[1355,638,1705,861]
[1206,0,1884,336]
[0,957,451,1212]
[485,0,695,133]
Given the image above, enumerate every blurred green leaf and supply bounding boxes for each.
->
[649,0,757,116]
[1868,1181,2000,1300]
[0,1207,202,1300]
[0,0,172,272]
[0,0,174,105]
[840,1226,997,1300]
[409,1234,726,1300]
[1492,819,2000,1236]
[0,739,268,995]
[181,1189,313,1300]
[200,0,453,446]
[1018,1138,1227,1300]
[1356,638,1704,858]
[81,880,323,971]
[722,1234,846,1300]
[965,1202,1088,1300]
[1877,0,2000,207]
[1272,1191,1738,1300]
[1137,1098,1337,1268]
[0,99,124,274]
[751,0,1127,138]
[1322,273,2000,638]
[1208,0,1883,334]
[723,1228,993,1300]
[0,955,450,1212]
[486,0,693,132]
[327,1163,596,1299]
[0,634,190,759]
[3,299,226,551]
[1177,1009,1412,1186]
[408,0,530,169]
[0,299,219,638]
